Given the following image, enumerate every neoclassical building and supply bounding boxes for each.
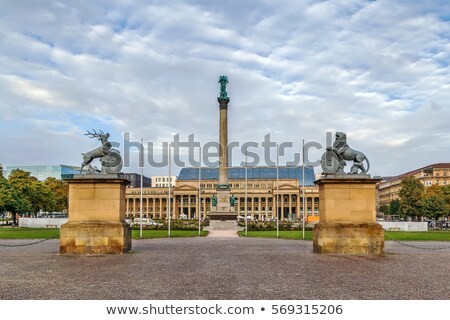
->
[126,166,320,222]
[377,163,450,208]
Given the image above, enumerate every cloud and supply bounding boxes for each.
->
[0,0,449,177]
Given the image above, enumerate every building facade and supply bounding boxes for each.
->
[377,163,450,207]
[123,173,151,188]
[127,167,319,221]
[151,175,176,188]
[5,165,83,181]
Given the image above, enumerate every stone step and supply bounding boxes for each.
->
[206,220,243,231]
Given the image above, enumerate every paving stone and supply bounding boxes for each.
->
[0,238,449,299]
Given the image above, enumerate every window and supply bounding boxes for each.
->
[424,180,432,186]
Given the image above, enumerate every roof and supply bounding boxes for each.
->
[389,163,450,181]
[178,166,316,185]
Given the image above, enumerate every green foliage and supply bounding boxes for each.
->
[389,199,401,215]
[379,204,390,215]
[237,221,306,231]
[444,185,450,213]
[239,230,450,241]
[43,177,69,212]
[0,173,29,224]
[131,219,205,231]
[3,169,68,217]
[238,230,313,240]
[399,176,425,218]
[132,230,208,239]
[422,185,448,219]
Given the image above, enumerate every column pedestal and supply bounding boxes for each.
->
[313,176,384,255]
[60,174,132,254]
[209,189,237,220]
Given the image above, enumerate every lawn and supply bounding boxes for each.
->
[1,228,449,241]
[0,228,60,239]
[132,230,208,239]
[238,230,450,241]
[384,231,450,241]
[238,230,313,240]
[0,227,208,239]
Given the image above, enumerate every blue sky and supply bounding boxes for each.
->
[0,0,449,177]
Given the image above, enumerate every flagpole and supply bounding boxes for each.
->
[198,148,202,237]
[245,148,248,237]
[168,143,171,239]
[302,139,305,240]
[140,138,143,239]
[276,143,279,239]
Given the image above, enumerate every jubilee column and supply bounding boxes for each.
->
[210,75,237,221]
[218,75,230,192]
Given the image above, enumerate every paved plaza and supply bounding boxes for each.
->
[0,237,449,300]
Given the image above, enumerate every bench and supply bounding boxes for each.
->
[46,224,58,228]
[388,227,400,231]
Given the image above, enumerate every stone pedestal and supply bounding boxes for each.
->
[60,174,132,254]
[217,189,230,212]
[209,190,237,221]
[313,176,384,255]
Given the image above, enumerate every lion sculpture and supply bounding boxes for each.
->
[322,132,370,175]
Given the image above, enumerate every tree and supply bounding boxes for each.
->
[28,180,55,214]
[389,199,401,216]
[422,185,449,220]
[0,174,29,225]
[43,177,69,212]
[379,204,389,216]
[399,176,425,219]
[6,169,69,219]
[443,185,450,217]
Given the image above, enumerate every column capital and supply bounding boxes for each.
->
[218,97,230,109]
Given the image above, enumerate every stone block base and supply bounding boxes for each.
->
[313,222,384,255]
[60,221,131,254]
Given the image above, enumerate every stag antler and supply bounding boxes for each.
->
[85,129,103,138]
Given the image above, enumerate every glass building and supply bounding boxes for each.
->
[5,165,83,181]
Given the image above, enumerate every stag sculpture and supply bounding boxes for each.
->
[80,129,122,174]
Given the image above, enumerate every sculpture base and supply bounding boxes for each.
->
[60,221,131,254]
[313,177,384,255]
[211,189,235,215]
[313,222,384,255]
[60,176,131,254]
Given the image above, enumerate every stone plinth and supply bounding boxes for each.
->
[60,175,131,254]
[216,189,231,212]
[313,176,384,255]
[209,212,238,221]
[209,190,237,221]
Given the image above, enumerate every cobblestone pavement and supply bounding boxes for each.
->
[0,238,449,300]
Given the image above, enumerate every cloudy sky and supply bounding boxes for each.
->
[0,0,449,178]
